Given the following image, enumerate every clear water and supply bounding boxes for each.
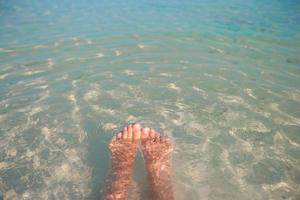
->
[1,0,300,199]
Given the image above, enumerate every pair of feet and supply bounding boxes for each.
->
[105,123,173,200]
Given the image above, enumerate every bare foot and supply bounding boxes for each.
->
[104,123,141,200]
[141,128,174,200]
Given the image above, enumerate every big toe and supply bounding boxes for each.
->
[141,127,150,141]
[127,124,133,141]
[133,123,141,141]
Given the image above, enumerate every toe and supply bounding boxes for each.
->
[127,124,133,141]
[141,127,150,140]
[112,135,117,142]
[154,132,160,142]
[133,123,141,141]
[110,135,117,146]
[165,138,172,148]
[122,127,128,139]
[117,132,122,140]
[150,129,156,140]
[159,135,165,143]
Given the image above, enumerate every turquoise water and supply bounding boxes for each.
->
[1,0,300,199]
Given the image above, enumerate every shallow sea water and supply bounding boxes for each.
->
[1,0,300,199]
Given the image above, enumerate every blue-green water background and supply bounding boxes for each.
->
[1,0,300,199]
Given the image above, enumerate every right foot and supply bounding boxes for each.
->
[141,128,174,200]
[141,128,173,170]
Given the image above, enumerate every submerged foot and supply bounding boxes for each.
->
[109,123,141,173]
[141,128,174,200]
[105,123,141,200]
[141,128,173,171]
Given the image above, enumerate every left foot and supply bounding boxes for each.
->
[104,123,141,200]
[109,123,141,170]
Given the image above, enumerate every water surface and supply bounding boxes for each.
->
[1,0,300,199]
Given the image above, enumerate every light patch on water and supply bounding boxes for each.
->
[171,112,185,126]
[47,59,54,67]
[22,78,47,87]
[133,61,154,64]
[160,73,172,77]
[180,60,190,64]
[102,123,118,130]
[17,106,31,113]
[182,160,208,183]
[269,103,300,125]
[123,70,136,76]
[36,90,50,103]
[41,127,51,140]
[65,148,81,163]
[262,181,300,200]
[0,162,9,170]
[54,41,60,47]
[29,106,43,116]
[137,44,145,49]
[54,163,71,179]
[167,83,181,91]
[236,70,248,77]
[102,108,116,115]
[266,89,282,98]
[65,57,76,61]
[203,73,227,80]
[33,45,47,49]
[286,71,300,78]
[241,140,253,152]
[24,70,44,76]
[0,73,9,80]
[175,102,188,110]
[3,189,18,199]
[72,37,79,41]
[96,53,104,58]
[233,168,249,191]
[285,90,300,103]
[281,133,300,147]
[69,82,87,143]
[56,138,67,146]
[91,105,117,116]
[0,114,6,123]
[218,95,245,104]
[209,46,224,54]
[254,108,271,118]
[243,44,259,51]
[43,10,51,15]
[22,191,31,199]
[220,150,235,174]
[38,85,48,89]
[75,42,80,46]
[32,155,40,169]
[84,89,100,101]
[192,86,204,92]
[87,39,92,44]
[187,121,210,133]
[126,115,138,123]
[244,88,257,99]
[115,50,122,56]
[0,48,14,53]
[91,105,101,112]
[269,103,280,111]
[23,149,35,160]
[247,120,270,133]
[68,93,76,103]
